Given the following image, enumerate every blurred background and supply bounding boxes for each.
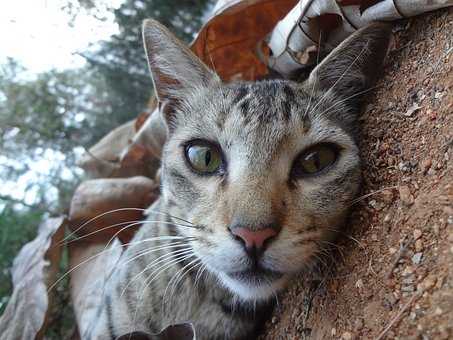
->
[0,0,213,331]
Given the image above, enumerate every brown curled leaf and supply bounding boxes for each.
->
[68,176,159,244]
[0,217,66,340]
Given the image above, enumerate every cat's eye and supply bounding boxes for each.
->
[185,143,222,174]
[294,144,338,176]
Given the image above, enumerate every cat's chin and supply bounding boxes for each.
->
[218,271,289,301]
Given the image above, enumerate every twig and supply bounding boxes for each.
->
[385,235,411,279]
[374,292,420,340]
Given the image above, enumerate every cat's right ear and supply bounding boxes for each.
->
[142,19,218,129]
[306,23,392,106]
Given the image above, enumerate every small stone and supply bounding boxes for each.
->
[412,252,423,265]
[432,224,440,235]
[369,200,378,209]
[354,319,364,331]
[415,239,423,252]
[384,214,392,223]
[402,266,415,276]
[420,158,432,174]
[419,276,436,291]
[381,190,394,204]
[356,279,364,290]
[399,186,414,206]
[401,285,415,292]
[342,331,353,340]
[398,161,410,172]
[331,328,337,336]
[435,307,443,315]
[402,277,414,284]
[385,293,398,307]
[371,233,378,241]
[443,206,453,216]
[271,316,278,324]
[403,103,421,117]
[413,229,422,240]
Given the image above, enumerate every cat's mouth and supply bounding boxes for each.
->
[226,266,283,282]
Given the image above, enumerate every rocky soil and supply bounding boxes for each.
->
[261,8,452,340]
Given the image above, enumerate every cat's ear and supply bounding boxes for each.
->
[307,23,392,103]
[142,19,217,126]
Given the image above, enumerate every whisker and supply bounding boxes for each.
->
[63,207,199,244]
[302,29,323,118]
[163,258,200,312]
[309,41,370,115]
[349,186,398,207]
[129,251,194,334]
[120,248,194,297]
[63,218,198,246]
[120,241,194,268]
[48,236,192,293]
[316,84,381,117]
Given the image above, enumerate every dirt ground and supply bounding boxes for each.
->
[261,9,453,340]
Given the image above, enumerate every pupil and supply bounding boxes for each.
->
[314,153,320,169]
[205,150,211,166]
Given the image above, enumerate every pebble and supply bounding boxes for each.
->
[354,319,364,331]
[356,279,364,290]
[342,331,353,340]
[432,224,440,235]
[435,307,443,315]
[381,190,394,204]
[402,266,415,276]
[419,276,436,292]
[331,328,337,336]
[399,186,414,206]
[403,103,421,117]
[271,316,278,324]
[412,252,423,265]
[420,158,432,174]
[413,229,422,240]
[415,239,423,252]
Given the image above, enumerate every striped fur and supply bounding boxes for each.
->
[86,20,391,339]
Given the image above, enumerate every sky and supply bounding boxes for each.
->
[0,0,123,75]
[0,0,124,205]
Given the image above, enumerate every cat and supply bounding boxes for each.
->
[85,19,391,340]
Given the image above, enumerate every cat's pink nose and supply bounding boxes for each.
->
[230,227,277,251]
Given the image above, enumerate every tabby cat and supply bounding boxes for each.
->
[86,19,391,340]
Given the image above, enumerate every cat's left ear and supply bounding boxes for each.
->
[142,19,218,128]
[307,23,392,103]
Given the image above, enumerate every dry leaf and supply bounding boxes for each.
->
[69,240,123,338]
[68,176,158,244]
[265,0,453,76]
[0,217,66,340]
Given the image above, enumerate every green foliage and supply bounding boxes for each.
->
[84,0,214,124]
[0,0,213,335]
[0,206,43,314]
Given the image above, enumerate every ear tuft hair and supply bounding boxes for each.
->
[308,23,392,102]
[142,19,218,127]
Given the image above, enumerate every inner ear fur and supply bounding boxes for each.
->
[142,19,218,129]
[308,22,393,101]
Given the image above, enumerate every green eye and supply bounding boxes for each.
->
[185,143,222,174]
[297,144,338,175]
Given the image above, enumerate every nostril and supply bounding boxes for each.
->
[229,227,278,251]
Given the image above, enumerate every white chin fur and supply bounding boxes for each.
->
[218,272,288,301]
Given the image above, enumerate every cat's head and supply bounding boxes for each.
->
[142,19,391,301]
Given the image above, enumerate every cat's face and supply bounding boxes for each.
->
[143,20,391,301]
